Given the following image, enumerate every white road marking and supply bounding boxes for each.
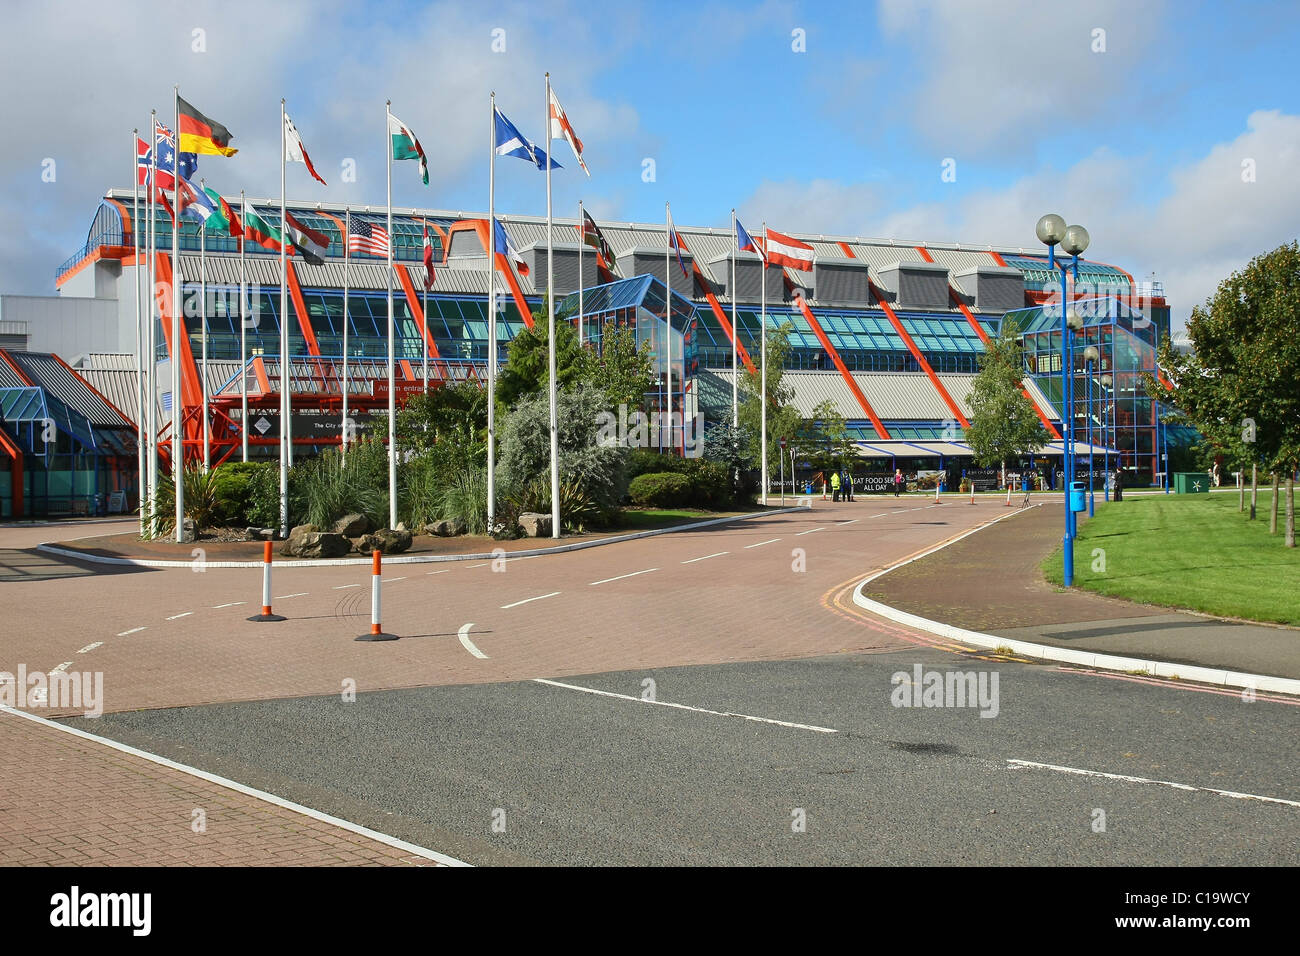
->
[465,563,489,569]
[795,527,825,536]
[425,569,450,575]
[50,661,73,674]
[532,678,838,734]
[457,623,488,659]
[165,612,193,620]
[500,591,561,610]
[76,642,102,654]
[274,592,309,599]
[116,627,146,636]
[871,513,888,518]
[212,602,246,609]
[681,552,728,564]
[588,568,658,586]
[332,584,360,590]
[744,538,781,549]
[0,705,469,866]
[382,577,407,584]
[837,518,860,525]
[1007,759,1300,808]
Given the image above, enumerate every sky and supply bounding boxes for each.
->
[2,0,1298,332]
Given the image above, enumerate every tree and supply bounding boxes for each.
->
[737,321,802,484]
[1155,241,1300,546]
[797,399,856,476]
[496,301,589,409]
[585,319,657,411]
[394,381,487,456]
[965,328,1049,479]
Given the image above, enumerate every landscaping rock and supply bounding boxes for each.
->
[180,518,197,544]
[280,524,319,556]
[333,513,373,537]
[355,528,413,554]
[246,527,278,541]
[293,532,351,559]
[518,512,553,538]
[395,521,408,533]
[424,518,467,537]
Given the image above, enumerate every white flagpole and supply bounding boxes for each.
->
[342,206,350,464]
[730,207,738,430]
[132,129,145,534]
[200,180,209,472]
[545,73,560,538]
[487,92,497,531]
[578,200,584,346]
[172,88,184,542]
[240,191,248,463]
[665,202,673,457]
[147,112,159,535]
[760,219,768,506]
[385,100,397,531]
[422,219,429,393]
[278,98,290,538]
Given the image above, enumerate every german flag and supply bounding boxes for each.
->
[178,96,237,157]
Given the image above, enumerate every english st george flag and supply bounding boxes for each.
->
[178,96,237,157]
[284,112,327,185]
[548,87,589,176]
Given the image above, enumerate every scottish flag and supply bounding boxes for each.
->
[493,108,560,170]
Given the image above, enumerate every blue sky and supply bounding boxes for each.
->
[1,0,1298,329]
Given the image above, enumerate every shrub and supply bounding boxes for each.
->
[627,447,690,481]
[245,461,281,529]
[210,461,266,526]
[682,458,732,508]
[147,466,220,536]
[629,472,692,508]
[291,440,389,530]
[509,476,603,532]
[439,469,490,536]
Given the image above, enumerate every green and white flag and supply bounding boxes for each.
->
[388,112,428,185]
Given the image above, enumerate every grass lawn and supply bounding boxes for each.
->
[615,508,738,530]
[1042,490,1299,625]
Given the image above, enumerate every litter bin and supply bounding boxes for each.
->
[1173,472,1210,494]
[1069,481,1087,512]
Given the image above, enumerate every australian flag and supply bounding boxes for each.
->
[138,125,197,191]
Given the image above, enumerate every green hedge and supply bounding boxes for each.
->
[629,472,692,508]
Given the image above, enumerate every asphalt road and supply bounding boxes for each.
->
[67,648,1300,866]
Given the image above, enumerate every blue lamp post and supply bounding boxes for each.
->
[1084,344,1099,516]
[1037,213,1089,587]
[1101,372,1113,501]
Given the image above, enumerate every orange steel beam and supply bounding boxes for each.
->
[0,424,23,517]
[663,230,756,375]
[397,264,442,359]
[459,219,534,328]
[153,253,205,450]
[788,292,890,439]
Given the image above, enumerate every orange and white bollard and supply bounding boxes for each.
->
[248,541,286,622]
[356,549,398,641]
[1005,485,1013,507]
[934,482,942,504]
[969,484,976,505]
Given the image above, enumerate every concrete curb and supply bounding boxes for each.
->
[850,505,1300,698]
[36,504,811,570]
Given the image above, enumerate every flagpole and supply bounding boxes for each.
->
[578,199,584,346]
[132,129,145,535]
[342,206,350,465]
[172,87,184,543]
[545,73,560,538]
[278,97,290,539]
[730,208,738,430]
[487,92,497,532]
[760,219,768,506]
[200,180,209,472]
[240,191,248,463]
[422,219,429,393]
[665,202,672,457]
[385,100,397,531]
[147,112,159,536]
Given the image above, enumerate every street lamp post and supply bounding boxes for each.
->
[1084,344,1099,516]
[1101,372,1113,501]
[1036,214,1089,587]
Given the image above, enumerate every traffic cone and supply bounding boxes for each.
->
[356,550,399,641]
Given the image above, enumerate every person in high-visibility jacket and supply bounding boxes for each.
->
[830,470,841,502]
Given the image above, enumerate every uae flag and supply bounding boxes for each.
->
[202,187,243,239]
[389,113,429,185]
[764,227,814,272]
[242,205,284,252]
[422,221,436,290]
[283,211,330,266]
[178,96,238,157]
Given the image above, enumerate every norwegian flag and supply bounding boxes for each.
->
[422,220,436,290]
[139,123,196,191]
[548,85,589,177]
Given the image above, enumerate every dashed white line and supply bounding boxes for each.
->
[795,527,825,536]
[457,623,488,659]
[837,518,860,525]
[212,602,246,609]
[1007,759,1300,808]
[465,563,489,569]
[50,661,73,674]
[532,678,838,734]
[116,627,146,636]
[273,592,309,600]
[165,612,193,621]
[589,568,658,586]
[382,577,407,584]
[425,569,450,575]
[744,538,781,549]
[500,591,561,610]
[76,642,102,654]
[332,584,360,590]
[681,552,728,564]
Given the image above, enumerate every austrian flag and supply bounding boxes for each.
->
[764,227,814,272]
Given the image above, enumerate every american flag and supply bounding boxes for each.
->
[347,219,390,257]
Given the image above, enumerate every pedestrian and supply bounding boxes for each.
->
[830,469,841,502]
[1212,460,1221,487]
[1113,466,1124,502]
[843,468,854,502]
[893,468,903,497]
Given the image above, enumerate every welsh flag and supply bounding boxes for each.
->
[389,112,429,185]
